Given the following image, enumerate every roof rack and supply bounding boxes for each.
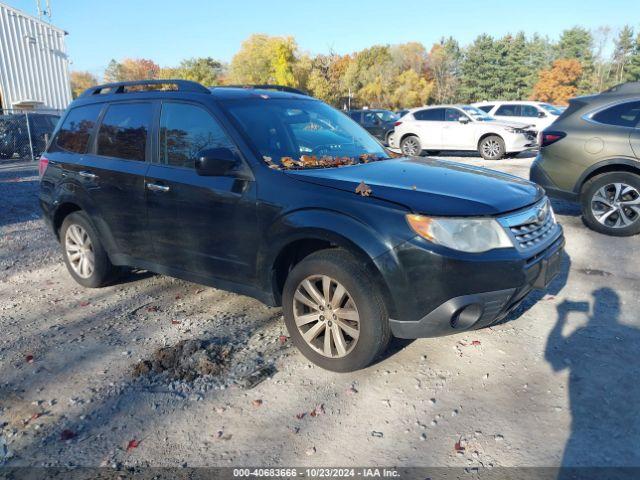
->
[79,79,211,97]
[601,82,640,95]
[216,84,308,96]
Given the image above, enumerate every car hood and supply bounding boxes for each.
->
[484,119,535,130]
[286,157,543,216]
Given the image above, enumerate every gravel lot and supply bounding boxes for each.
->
[1,153,639,469]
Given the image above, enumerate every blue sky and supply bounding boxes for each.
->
[8,0,639,77]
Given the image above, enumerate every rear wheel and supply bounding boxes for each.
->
[400,135,422,156]
[385,131,395,147]
[478,135,505,160]
[60,211,117,287]
[581,172,640,236]
[282,249,390,372]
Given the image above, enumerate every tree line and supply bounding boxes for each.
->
[70,26,640,109]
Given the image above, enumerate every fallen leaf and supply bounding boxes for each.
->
[454,438,465,452]
[146,306,159,312]
[252,399,263,408]
[60,429,76,441]
[171,319,181,325]
[471,340,481,346]
[175,294,182,300]
[278,335,288,345]
[126,439,140,452]
[355,181,372,197]
[79,301,90,307]
[295,412,306,420]
[25,354,34,363]
[309,404,325,417]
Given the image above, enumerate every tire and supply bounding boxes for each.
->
[580,172,640,237]
[60,211,117,287]
[385,131,395,147]
[478,135,505,160]
[400,135,422,157]
[282,249,391,372]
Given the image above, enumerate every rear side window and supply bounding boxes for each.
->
[55,104,103,153]
[477,105,494,113]
[414,108,444,121]
[520,105,539,117]
[97,103,152,161]
[159,102,235,168]
[591,101,640,128]
[496,104,519,116]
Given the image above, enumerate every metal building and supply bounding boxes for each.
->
[0,1,71,111]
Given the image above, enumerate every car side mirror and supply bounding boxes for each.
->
[458,117,470,124]
[538,111,546,118]
[195,148,239,177]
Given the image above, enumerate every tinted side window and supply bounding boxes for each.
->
[159,103,235,168]
[363,112,378,126]
[445,108,465,122]
[496,104,519,116]
[520,105,539,117]
[348,112,362,122]
[477,105,494,113]
[414,108,444,121]
[55,104,103,153]
[592,101,640,128]
[97,103,152,161]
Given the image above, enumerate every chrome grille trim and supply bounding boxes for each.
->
[498,198,560,252]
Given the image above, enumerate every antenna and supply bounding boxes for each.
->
[36,0,52,21]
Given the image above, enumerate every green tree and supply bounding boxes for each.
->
[626,32,640,82]
[612,26,635,83]
[170,57,225,86]
[459,34,501,102]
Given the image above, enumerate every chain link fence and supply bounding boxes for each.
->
[0,108,63,162]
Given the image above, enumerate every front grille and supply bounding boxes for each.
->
[499,199,560,251]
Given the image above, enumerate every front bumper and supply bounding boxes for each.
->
[376,223,565,339]
[504,132,537,153]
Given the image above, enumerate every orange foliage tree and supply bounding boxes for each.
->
[530,58,583,105]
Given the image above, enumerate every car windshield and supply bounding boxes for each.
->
[223,98,389,168]
[461,105,494,122]
[373,110,399,122]
[540,103,563,115]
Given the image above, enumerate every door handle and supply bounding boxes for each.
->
[78,170,97,180]
[146,182,170,193]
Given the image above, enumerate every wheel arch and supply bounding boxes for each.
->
[575,158,640,194]
[264,210,399,317]
[477,132,504,149]
[53,202,83,237]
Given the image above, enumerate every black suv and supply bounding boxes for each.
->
[40,80,565,371]
[347,109,398,146]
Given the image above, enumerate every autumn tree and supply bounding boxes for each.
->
[531,58,583,105]
[228,34,299,87]
[70,71,98,98]
[164,57,225,86]
[428,38,461,103]
[104,58,160,82]
[557,27,593,93]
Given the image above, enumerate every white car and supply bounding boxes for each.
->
[390,105,537,160]
[472,100,563,133]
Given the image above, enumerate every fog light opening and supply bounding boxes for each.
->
[450,303,484,329]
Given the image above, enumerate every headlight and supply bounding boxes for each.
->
[406,214,514,253]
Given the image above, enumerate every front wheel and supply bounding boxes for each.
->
[282,249,390,372]
[478,135,505,160]
[581,172,640,236]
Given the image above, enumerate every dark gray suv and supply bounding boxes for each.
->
[531,82,640,236]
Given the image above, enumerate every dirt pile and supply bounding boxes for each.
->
[132,339,233,381]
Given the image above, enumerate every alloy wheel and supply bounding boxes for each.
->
[293,275,360,358]
[591,182,640,228]
[401,138,420,156]
[482,139,501,158]
[65,224,95,279]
